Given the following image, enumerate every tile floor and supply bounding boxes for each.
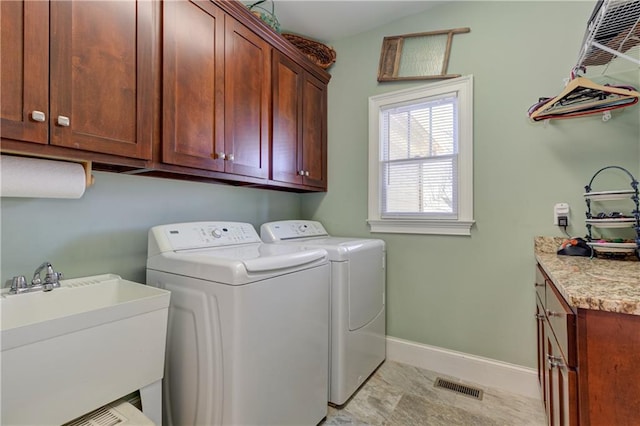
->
[321,361,547,426]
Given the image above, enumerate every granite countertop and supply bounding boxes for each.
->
[534,236,640,315]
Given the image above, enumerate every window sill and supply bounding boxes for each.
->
[367,219,475,236]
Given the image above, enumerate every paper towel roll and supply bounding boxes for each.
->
[1,155,87,199]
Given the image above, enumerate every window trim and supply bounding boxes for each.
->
[367,75,474,236]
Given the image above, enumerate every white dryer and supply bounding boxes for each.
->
[146,222,330,426]
[260,220,386,405]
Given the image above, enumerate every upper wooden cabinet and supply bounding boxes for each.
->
[50,1,154,159]
[272,51,328,189]
[0,0,155,159]
[163,0,270,180]
[0,1,49,145]
[1,0,329,191]
[162,0,224,172]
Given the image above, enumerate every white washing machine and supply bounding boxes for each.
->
[260,220,386,406]
[146,221,330,426]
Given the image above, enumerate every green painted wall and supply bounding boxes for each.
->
[1,172,301,284]
[303,1,640,368]
[1,1,638,372]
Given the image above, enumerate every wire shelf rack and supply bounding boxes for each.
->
[577,0,640,69]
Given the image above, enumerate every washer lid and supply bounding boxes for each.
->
[260,221,385,260]
[288,237,385,261]
[147,243,328,285]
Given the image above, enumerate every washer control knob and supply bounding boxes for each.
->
[211,228,223,238]
[298,224,308,233]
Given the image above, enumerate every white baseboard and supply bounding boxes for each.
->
[386,336,541,400]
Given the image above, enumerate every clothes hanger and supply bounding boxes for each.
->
[528,69,640,121]
[529,95,638,121]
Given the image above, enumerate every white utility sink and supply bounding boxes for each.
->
[1,274,170,426]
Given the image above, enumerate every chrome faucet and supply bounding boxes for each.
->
[9,261,63,294]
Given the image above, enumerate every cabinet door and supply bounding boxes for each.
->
[224,16,270,179]
[0,0,49,144]
[301,75,327,189]
[272,52,303,184]
[49,0,154,159]
[545,276,577,367]
[536,296,547,404]
[577,308,640,425]
[271,51,328,189]
[544,321,578,426]
[163,0,225,171]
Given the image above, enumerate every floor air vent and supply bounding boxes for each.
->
[63,401,154,426]
[65,406,127,426]
[434,377,483,400]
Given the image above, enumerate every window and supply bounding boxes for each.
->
[368,75,474,235]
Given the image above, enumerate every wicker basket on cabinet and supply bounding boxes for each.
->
[282,33,336,69]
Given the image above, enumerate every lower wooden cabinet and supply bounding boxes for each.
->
[535,264,640,425]
[576,308,640,425]
[535,266,578,426]
[543,318,578,426]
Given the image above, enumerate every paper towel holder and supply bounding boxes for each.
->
[0,152,95,188]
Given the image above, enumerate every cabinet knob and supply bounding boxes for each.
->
[31,111,46,122]
[298,170,305,176]
[304,171,309,176]
[227,154,234,161]
[546,354,565,368]
[57,116,70,127]
[212,152,226,160]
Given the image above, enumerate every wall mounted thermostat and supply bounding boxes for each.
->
[554,203,570,226]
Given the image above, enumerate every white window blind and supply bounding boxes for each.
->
[380,94,458,219]
[368,75,474,236]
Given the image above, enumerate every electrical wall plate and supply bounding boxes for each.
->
[554,203,570,225]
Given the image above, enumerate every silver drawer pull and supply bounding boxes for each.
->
[31,110,46,122]
[534,282,545,287]
[535,313,545,320]
[57,115,70,127]
[546,309,561,318]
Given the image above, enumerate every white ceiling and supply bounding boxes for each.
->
[245,1,443,43]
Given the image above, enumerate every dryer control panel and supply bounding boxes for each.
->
[151,222,262,252]
[261,220,328,241]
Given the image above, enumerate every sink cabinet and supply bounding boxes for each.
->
[535,264,640,425]
[162,0,270,179]
[0,0,155,159]
[272,51,328,189]
[0,275,170,426]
